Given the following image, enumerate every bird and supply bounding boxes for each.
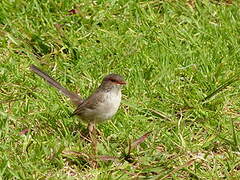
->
[30,64,126,137]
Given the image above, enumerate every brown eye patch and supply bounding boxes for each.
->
[110,78,118,82]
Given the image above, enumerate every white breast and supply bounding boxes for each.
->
[95,89,122,122]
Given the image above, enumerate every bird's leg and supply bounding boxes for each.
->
[87,122,95,136]
[88,122,97,154]
[87,122,98,168]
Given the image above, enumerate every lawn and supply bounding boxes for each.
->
[1,0,240,179]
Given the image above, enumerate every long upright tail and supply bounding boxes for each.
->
[30,64,83,106]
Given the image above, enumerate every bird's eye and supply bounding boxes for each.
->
[110,79,117,82]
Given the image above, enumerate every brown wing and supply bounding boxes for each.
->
[72,90,105,116]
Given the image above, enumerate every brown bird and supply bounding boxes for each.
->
[30,65,126,138]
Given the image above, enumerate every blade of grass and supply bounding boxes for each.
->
[231,118,239,151]
[202,73,240,103]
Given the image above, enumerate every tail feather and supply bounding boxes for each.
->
[30,64,83,106]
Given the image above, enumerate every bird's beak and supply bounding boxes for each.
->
[118,81,127,85]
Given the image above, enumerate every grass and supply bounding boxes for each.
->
[1,0,240,179]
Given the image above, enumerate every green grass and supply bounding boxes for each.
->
[1,0,240,179]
